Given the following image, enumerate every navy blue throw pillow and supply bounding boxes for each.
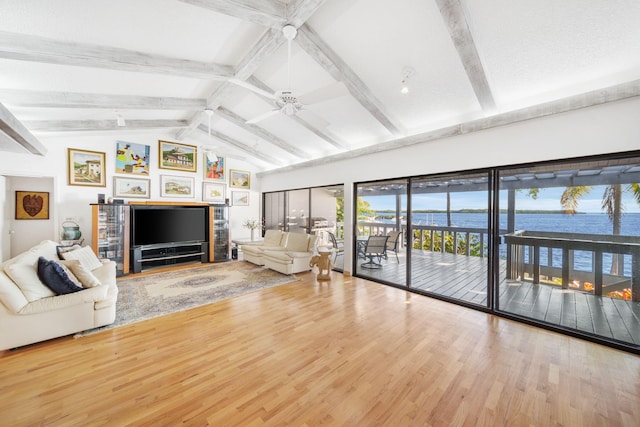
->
[37,256,84,295]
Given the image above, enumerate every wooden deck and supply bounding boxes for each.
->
[339,250,640,346]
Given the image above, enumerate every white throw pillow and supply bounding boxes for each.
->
[60,246,102,271]
[4,262,55,302]
[58,259,101,288]
[55,261,83,288]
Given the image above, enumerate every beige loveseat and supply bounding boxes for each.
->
[241,230,287,266]
[263,232,318,275]
[0,240,118,350]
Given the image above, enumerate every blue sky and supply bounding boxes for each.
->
[363,186,640,213]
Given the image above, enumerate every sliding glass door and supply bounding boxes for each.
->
[410,172,490,306]
[497,157,640,347]
[355,180,407,286]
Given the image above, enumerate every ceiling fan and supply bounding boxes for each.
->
[241,25,349,124]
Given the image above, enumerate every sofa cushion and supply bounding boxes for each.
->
[59,259,101,288]
[263,230,284,246]
[4,262,55,302]
[37,257,84,295]
[285,232,310,252]
[60,246,102,271]
[56,243,82,259]
[90,260,116,288]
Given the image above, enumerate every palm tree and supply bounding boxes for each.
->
[560,183,640,274]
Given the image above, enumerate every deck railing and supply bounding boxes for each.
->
[357,221,494,258]
[504,230,640,301]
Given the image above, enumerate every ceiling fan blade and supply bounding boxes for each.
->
[229,78,278,100]
[296,108,331,129]
[246,109,280,124]
[298,82,349,105]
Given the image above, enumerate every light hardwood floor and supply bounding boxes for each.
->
[1,271,639,426]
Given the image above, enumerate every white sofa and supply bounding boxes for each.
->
[0,240,118,350]
[241,230,287,266]
[263,232,319,275]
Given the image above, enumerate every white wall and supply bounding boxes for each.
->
[0,131,261,250]
[7,176,56,257]
[0,176,7,261]
[258,97,640,272]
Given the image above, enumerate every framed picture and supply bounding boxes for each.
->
[68,148,106,187]
[115,141,150,175]
[204,154,225,182]
[202,182,226,203]
[113,176,151,199]
[160,175,195,198]
[158,140,197,172]
[231,191,249,206]
[15,191,49,220]
[229,169,251,189]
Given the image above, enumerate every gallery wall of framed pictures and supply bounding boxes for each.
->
[66,139,252,207]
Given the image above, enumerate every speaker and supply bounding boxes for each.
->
[97,193,105,204]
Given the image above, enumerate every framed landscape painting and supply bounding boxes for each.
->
[115,141,150,175]
[204,155,225,182]
[158,140,197,172]
[160,175,195,198]
[15,191,49,220]
[231,191,249,206]
[229,169,250,189]
[113,176,151,199]
[202,182,225,204]
[68,148,106,187]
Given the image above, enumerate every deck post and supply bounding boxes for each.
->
[594,251,603,296]
[533,246,540,284]
[562,248,570,289]
[633,251,640,302]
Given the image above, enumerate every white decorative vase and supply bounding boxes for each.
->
[251,228,256,241]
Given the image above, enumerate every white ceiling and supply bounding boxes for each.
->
[1,0,639,170]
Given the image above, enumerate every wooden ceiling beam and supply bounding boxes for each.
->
[24,120,188,132]
[178,0,285,28]
[0,89,207,110]
[295,24,404,137]
[259,80,640,176]
[215,107,310,159]
[0,30,232,80]
[435,0,496,111]
[287,0,327,28]
[196,124,284,166]
[0,102,47,155]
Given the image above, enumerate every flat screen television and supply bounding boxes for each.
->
[131,205,207,247]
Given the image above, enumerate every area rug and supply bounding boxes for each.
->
[76,262,298,336]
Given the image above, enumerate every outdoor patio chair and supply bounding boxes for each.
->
[385,230,402,263]
[328,231,344,262]
[361,235,389,269]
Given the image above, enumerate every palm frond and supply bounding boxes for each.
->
[627,183,640,205]
[560,186,592,214]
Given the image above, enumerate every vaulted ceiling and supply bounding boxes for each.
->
[1,0,639,171]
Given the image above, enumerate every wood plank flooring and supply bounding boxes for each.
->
[1,271,639,426]
[353,251,640,346]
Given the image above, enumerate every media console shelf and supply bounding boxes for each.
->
[126,201,229,274]
[131,242,208,273]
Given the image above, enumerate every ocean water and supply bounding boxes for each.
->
[374,211,640,275]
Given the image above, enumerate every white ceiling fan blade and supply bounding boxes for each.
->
[298,82,349,105]
[246,109,280,124]
[296,108,331,129]
[229,78,278,100]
